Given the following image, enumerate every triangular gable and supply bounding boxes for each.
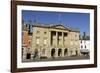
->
[50,24,70,30]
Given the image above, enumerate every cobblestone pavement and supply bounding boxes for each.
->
[23,55,90,62]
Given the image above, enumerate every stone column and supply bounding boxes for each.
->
[62,48,64,57]
[47,31,51,58]
[47,47,51,58]
[55,48,58,58]
[49,31,51,46]
[55,32,58,58]
[68,49,71,56]
[56,31,58,46]
[62,32,64,47]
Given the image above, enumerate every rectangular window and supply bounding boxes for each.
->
[64,33,68,36]
[37,31,40,33]
[36,37,40,44]
[85,45,86,49]
[81,45,83,49]
[44,39,47,45]
[44,32,47,34]
[70,41,73,45]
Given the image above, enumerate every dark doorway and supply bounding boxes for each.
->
[51,48,55,58]
[34,49,38,59]
[58,49,62,57]
[76,50,78,56]
[26,53,31,59]
[64,48,68,56]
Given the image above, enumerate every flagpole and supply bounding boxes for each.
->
[58,13,61,24]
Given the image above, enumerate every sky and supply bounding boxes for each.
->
[22,10,90,35]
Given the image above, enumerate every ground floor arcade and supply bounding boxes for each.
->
[22,47,80,61]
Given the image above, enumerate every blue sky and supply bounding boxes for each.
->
[22,10,90,35]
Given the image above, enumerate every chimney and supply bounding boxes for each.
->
[28,19,32,35]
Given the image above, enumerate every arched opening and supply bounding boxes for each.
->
[70,50,73,56]
[58,48,62,57]
[33,49,38,59]
[40,49,47,59]
[42,49,45,56]
[64,48,68,56]
[26,53,31,59]
[51,48,55,58]
[76,50,78,56]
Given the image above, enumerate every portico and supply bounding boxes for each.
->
[30,24,80,59]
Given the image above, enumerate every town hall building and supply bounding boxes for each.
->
[30,24,81,60]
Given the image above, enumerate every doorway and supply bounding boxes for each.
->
[58,48,62,57]
[26,53,31,59]
[76,50,78,56]
[51,48,55,58]
[64,48,68,56]
[34,49,38,59]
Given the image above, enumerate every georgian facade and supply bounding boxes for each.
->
[30,24,81,59]
[80,32,90,55]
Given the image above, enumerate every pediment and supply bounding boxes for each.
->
[51,25,69,30]
[55,25,65,29]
